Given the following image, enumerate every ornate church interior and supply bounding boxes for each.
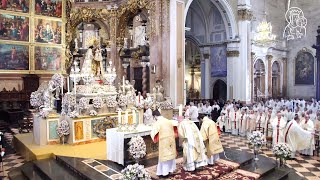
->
[0,0,320,179]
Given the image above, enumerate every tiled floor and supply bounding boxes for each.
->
[1,153,25,179]
[220,133,320,180]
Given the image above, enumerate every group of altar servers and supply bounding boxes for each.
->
[150,110,223,177]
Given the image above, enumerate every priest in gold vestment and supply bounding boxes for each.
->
[178,118,207,171]
[150,110,177,176]
[200,116,224,165]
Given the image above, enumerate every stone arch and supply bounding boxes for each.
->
[271,60,282,98]
[253,59,266,100]
[212,79,227,101]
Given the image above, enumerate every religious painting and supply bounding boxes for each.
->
[210,46,227,77]
[0,0,30,13]
[0,14,29,41]
[74,121,84,141]
[34,46,61,71]
[0,44,29,70]
[295,51,314,85]
[91,119,101,139]
[34,18,62,44]
[48,120,59,140]
[34,0,62,18]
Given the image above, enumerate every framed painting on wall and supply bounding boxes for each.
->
[0,43,29,71]
[34,46,61,71]
[295,51,315,85]
[210,46,227,77]
[34,0,62,18]
[0,0,30,13]
[34,18,62,44]
[0,14,29,42]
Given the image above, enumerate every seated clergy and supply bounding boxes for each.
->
[150,110,178,176]
[200,116,224,165]
[178,117,207,171]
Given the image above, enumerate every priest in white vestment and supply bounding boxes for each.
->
[225,109,232,133]
[247,110,257,136]
[150,110,177,176]
[231,107,240,135]
[178,118,207,171]
[143,105,154,126]
[284,115,314,158]
[299,115,315,156]
[200,117,224,165]
[271,112,287,146]
[256,110,266,132]
[216,112,225,132]
[239,109,248,137]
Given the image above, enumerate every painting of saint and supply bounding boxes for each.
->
[0,0,29,13]
[295,51,314,85]
[0,44,29,70]
[0,14,29,42]
[34,46,61,71]
[34,19,62,44]
[211,46,227,77]
[35,0,62,18]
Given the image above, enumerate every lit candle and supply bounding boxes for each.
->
[179,104,182,116]
[132,109,136,124]
[67,77,70,93]
[118,109,121,125]
[125,111,128,124]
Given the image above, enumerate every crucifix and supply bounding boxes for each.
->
[312,26,320,100]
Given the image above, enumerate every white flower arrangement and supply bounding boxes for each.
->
[68,111,79,118]
[272,143,292,160]
[128,136,147,160]
[79,98,90,111]
[118,94,128,107]
[38,109,49,119]
[93,97,104,109]
[155,101,174,110]
[30,92,43,108]
[105,95,118,108]
[89,110,98,116]
[57,119,70,137]
[51,74,64,87]
[120,163,151,180]
[248,131,266,147]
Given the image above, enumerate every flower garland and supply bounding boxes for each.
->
[57,119,70,137]
[128,136,147,160]
[38,109,49,119]
[248,131,266,147]
[120,163,151,180]
[68,111,79,118]
[272,143,292,160]
[93,97,104,109]
[89,110,98,116]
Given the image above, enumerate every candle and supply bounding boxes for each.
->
[118,109,121,125]
[61,77,63,96]
[132,109,136,124]
[179,104,183,116]
[125,111,128,124]
[74,81,77,94]
[67,77,70,93]
[122,76,125,92]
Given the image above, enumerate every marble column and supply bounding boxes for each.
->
[312,26,320,100]
[282,58,287,97]
[237,6,252,103]
[204,52,210,99]
[227,49,240,100]
[267,55,273,98]
[122,63,129,80]
[200,58,205,98]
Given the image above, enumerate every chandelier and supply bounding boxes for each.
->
[253,13,276,46]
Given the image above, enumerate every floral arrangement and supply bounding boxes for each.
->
[68,111,79,118]
[155,100,174,110]
[57,119,70,137]
[128,136,147,160]
[120,163,151,180]
[30,92,43,108]
[118,94,128,107]
[79,98,90,111]
[272,143,292,160]
[105,95,118,108]
[89,110,98,116]
[93,97,104,109]
[248,131,266,147]
[38,109,49,119]
[51,74,64,87]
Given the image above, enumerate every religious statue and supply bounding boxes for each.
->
[42,80,57,110]
[153,80,164,102]
[135,91,144,108]
[144,93,154,107]
[81,47,94,74]
[124,80,136,102]
[81,38,104,76]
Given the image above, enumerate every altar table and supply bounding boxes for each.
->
[106,125,157,166]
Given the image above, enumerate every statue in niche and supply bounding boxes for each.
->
[153,80,164,102]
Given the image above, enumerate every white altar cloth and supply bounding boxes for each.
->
[106,124,153,165]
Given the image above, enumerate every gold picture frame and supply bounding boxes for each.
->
[33,44,64,74]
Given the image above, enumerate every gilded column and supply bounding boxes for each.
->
[141,61,149,97]
[267,55,273,97]
[282,57,288,97]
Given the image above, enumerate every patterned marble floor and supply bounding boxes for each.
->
[220,133,320,180]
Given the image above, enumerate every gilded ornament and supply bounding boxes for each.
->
[227,50,240,57]
[238,9,253,21]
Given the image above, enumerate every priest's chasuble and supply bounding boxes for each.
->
[178,119,207,171]
[150,116,177,162]
[200,117,224,158]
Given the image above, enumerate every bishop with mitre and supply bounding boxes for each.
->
[150,110,178,176]
[178,117,207,171]
[200,116,224,165]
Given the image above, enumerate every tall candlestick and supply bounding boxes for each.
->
[67,77,70,93]
[74,81,77,94]
[132,109,136,124]
[179,104,183,116]
[118,109,121,125]
[125,111,128,124]
[122,76,125,92]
